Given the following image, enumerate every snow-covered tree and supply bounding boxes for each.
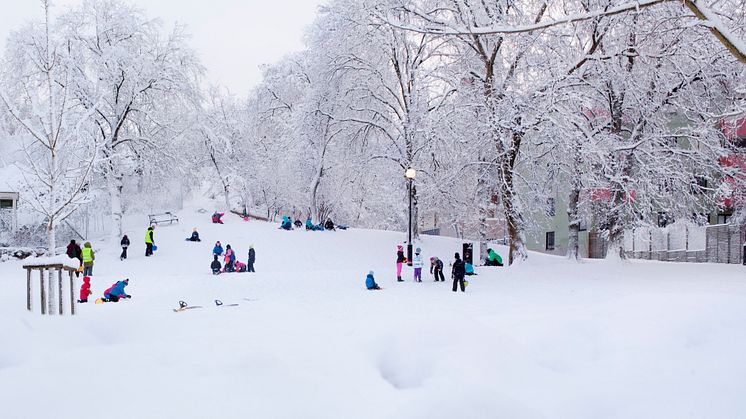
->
[0,1,97,255]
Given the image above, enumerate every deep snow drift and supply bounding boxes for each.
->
[1,209,745,419]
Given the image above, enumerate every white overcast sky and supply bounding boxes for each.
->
[0,0,326,94]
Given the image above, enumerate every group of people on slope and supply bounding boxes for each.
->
[66,240,95,277]
[389,245,503,292]
[366,250,468,292]
[211,241,255,274]
[78,276,131,303]
[280,215,347,231]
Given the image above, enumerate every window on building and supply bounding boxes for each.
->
[692,213,709,225]
[546,198,556,217]
[717,213,732,225]
[0,199,13,209]
[545,231,555,251]
[657,212,672,228]
[692,177,708,194]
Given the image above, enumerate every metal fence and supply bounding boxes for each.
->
[624,223,744,264]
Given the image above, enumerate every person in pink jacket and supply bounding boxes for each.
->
[78,276,92,303]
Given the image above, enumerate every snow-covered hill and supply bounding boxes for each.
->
[1,209,745,419]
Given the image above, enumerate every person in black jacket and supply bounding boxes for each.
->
[66,240,83,277]
[396,245,406,282]
[211,255,222,275]
[451,252,466,292]
[247,245,256,272]
[120,235,130,260]
[324,218,335,231]
[430,256,445,282]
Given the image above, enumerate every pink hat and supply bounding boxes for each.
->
[397,245,403,250]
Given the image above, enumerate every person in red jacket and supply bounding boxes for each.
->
[78,276,92,303]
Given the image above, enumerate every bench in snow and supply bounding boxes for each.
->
[148,212,179,226]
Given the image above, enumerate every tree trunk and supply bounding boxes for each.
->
[47,219,56,257]
[497,130,528,265]
[500,160,527,264]
[109,173,124,238]
[567,187,581,260]
[310,162,323,222]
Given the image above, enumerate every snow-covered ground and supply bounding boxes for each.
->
[1,208,745,419]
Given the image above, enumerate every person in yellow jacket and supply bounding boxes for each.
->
[145,226,155,257]
[81,242,95,276]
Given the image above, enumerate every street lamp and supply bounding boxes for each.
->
[405,168,416,266]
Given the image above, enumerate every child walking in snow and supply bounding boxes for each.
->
[78,276,92,303]
[145,226,155,257]
[120,235,130,260]
[413,247,423,282]
[396,245,405,282]
[247,245,256,272]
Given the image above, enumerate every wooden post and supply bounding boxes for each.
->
[26,268,31,311]
[47,269,54,315]
[39,269,46,315]
[69,271,75,316]
[58,269,63,315]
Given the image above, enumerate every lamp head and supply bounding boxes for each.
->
[405,168,416,179]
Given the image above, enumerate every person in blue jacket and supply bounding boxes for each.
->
[103,279,130,302]
[280,216,293,230]
[366,271,381,290]
[305,217,323,231]
[213,241,224,256]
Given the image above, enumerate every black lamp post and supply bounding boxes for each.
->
[405,168,416,266]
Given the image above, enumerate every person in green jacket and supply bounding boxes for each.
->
[485,248,503,266]
[145,226,155,257]
[81,242,95,276]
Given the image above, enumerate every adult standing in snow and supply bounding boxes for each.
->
[145,226,155,257]
[430,256,445,282]
[120,235,130,260]
[451,252,466,293]
[66,239,82,276]
[413,247,423,282]
[247,245,256,272]
[66,239,82,261]
[396,245,405,282]
[81,242,95,277]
